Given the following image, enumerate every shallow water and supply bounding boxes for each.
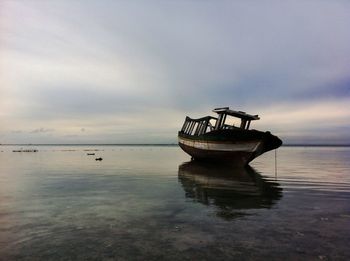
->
[0,145,349,260]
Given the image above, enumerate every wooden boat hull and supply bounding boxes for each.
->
[179,137,259,165]
[178,129,282,165]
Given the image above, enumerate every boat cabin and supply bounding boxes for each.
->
[180,107,260,136]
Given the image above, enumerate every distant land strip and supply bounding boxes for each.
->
[0,143,177,146]
[1,143,350,147]
[282,144,350,147]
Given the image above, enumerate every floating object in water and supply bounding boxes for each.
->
[13,149,38,152]
[178,107,282,165]
[95,157,103,161]
[87,153,95,155]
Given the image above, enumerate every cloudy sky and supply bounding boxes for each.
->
[1,0,349,144]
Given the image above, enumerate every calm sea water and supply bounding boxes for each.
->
[0,145,349,260]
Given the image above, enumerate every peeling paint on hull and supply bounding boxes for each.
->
[178,136,263,165]
[178,136,262,152]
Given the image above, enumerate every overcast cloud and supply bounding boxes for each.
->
[1,0,349,144]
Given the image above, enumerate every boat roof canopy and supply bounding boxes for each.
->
[212,107,260,121]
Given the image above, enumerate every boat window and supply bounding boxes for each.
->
[224,116,240,128]
[181,116,219,135]
[208,119,216,131]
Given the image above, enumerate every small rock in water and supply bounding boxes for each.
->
[95,157,103,161]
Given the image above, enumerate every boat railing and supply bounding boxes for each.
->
[180,116,217,136]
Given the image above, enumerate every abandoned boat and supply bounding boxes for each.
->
[178,107,282,165]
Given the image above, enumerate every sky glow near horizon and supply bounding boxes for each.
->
[1,0,350,144]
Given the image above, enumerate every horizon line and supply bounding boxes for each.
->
[1,143,350,147]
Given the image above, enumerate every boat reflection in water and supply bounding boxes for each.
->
[178,161,283,220]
